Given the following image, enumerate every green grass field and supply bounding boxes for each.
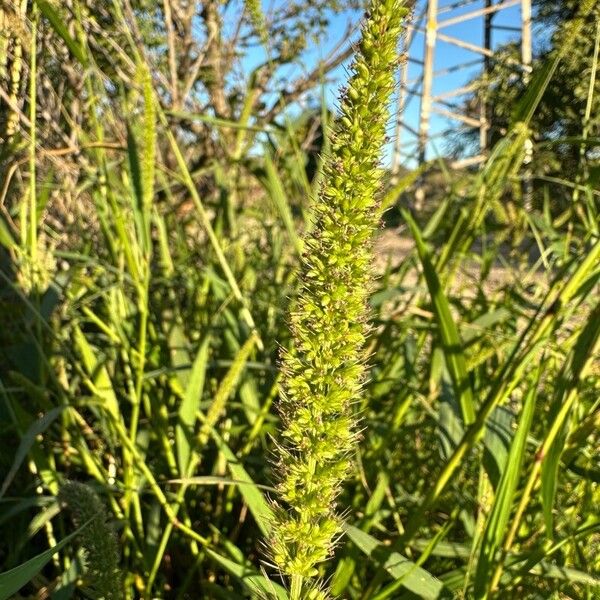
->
[0,0,598,598]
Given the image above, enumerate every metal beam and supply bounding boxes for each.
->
[438,0,521,29]
[431,105,484,129]
[521,0,533,208]
[433,83,478,100]
[491,24,521,32]
[437,32,494,57]
[450,154,487,169]
[437,32,532,73]
[438,0,480,16]
[398,0,533,171]
[521,0,532,69]
[480,0,493,151]
[417,0,438,164]
[433,58,482,77]
[391,3,427,179]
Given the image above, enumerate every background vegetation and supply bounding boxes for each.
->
[0,0,598,598]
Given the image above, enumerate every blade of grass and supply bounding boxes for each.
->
[0,520,91,600]
[157,106,263,349]
[367,240,600,594]
[488,303,600,595]
[206,424,274,537]
[176,335,211,474]
[404,209,475,425]
[0,406,65,499]
[145,332,258,593]
[540,304,600,537]
[32,0,87,66]
[262,152,303,255]
[205,548,289,599]
[474,365,541,599]
[345,525,447,600]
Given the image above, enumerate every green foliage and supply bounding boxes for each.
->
[0,0,599,599]
[0,524,89,600]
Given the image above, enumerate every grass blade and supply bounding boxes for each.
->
[0,406,65,499]
[176,335,211,474]
[0,521,90,600]
[158,105,263,348]
[262,152,303,255]
[474,366,541,599]
[345,525,446,599]
[32,0,87,66]
[206,426,274,537]
[404,209,475,425]
[205,548,288,599]
[73,325,120,423]
[540,303,600,536]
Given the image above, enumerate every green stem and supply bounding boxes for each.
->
[290,575,304,600]
[145,454,201,595]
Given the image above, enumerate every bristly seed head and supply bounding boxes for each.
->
[270,0,410,596]
[59,481,122,599]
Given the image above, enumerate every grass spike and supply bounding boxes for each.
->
[58,482,122,600]
[270,0,409,596]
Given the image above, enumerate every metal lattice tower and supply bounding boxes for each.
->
[391,0,533,175]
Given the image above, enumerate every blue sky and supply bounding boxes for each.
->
[245,0,547,166]
[394,0,526,164]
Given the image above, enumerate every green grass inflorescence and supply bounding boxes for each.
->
[58,482,122,599]
[270,0,409,596]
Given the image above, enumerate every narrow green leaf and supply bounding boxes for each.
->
[125,124,146,254]
[381,163,427,212]
[33,0,87,65]
[529,562,600,587]
[0,216,15,249]
[483,406,513,490]
[511,0,597,125]
[331,472,389,595]
[0,406,65,499]
[73,325,120,422]
[0,521,90,600]
[404,210,475,425]
[474,366,541,599]
[262,152,303,255]
[345,525,445,599]
[205,548,288,599]
[157,106,263,347]
[0,497,54,527]
[331,556,357,597]
[176,336,210,474]
[461,309,511,345]
[541,303,600,536]
[208,426,274,537]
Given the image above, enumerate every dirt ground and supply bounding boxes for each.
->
[373,227,549,298]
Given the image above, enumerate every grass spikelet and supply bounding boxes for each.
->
[270,0,409,596]
[245,0,269,47]
[139,62,156,220]
[58,482,122,599]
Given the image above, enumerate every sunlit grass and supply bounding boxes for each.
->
[0,0,598,599]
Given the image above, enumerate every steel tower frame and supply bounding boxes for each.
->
[391,0,533,175]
